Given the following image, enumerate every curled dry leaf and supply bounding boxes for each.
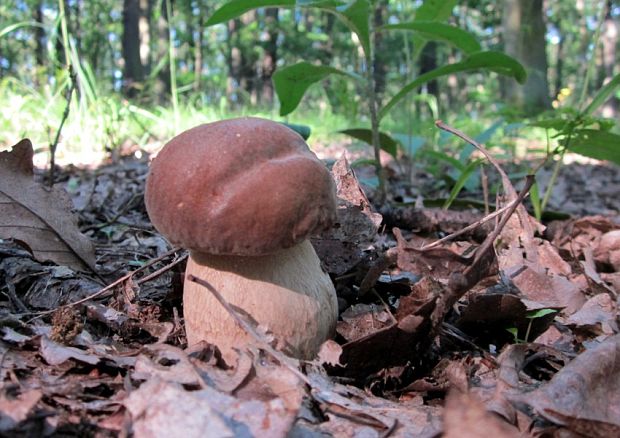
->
[312,154,382,275]
[516,334,620,437]
[0,139,96,272]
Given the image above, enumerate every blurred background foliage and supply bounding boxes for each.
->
[0,0,618,167]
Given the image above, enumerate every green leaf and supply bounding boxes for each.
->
[205,1,348,26]
[443,158,485,209]
[526,308,557,319]
[412,0,459,59]
[529,118,572,131]
[382,21,481,55]
[530,181,542,221]
[415,0,459,21]
[338,128,400,157]
[205,1,293,26]
[273,62,359,116]
[567,129,620,165]
[337,0,371,57]
[379,51,526,120]
[280,122,311,140]
[583,73,620,116]
[421,149,464,171]
[0,20,44,38]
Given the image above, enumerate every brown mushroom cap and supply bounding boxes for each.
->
[145,117,337,256]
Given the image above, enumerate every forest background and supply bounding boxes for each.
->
[0,0,619,181]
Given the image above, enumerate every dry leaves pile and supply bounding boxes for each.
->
[1,138,619,437]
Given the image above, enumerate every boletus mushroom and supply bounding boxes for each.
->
[145,117,338,362]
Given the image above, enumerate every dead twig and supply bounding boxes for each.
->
[435,120,539,261]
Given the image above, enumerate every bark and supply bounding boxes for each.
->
[226,18,242,103]
[599,0,618,117]
[501,0,551,114]
[139,0,151,73]
[122,0,144,97]
[373,0,388,99]
[193,1,207,91]
[33,1,45,86]
[553,34,564,98]
[260,8,279,105]
[153,0,171,102]
[419,41,439,98]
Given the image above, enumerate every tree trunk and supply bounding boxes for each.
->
[501,0,551,114]
[419,42,439,98]
[260,8,279,106]
[226,18,242,105]
[600,0,618,117]
[373,0,388,100]
[139,0,151,74]
[33,1,46,85]
[154,0,171,102]
[193,1,207,92]
[122,0,144,97]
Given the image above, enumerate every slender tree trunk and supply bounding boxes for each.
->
[600,0,618,117]
[240,11,258,105]
[72,0,82,54]
[226,18,242,105]
[154,0,171,102]
[419,42,439,98]
[33,1,46,85]
[193,1,207,92]
[553,34,564,98]
[373,0,388,101]
[139,0,152,75]
[501,0,551,114]
[122,0,144,97]
[260,8,279,106]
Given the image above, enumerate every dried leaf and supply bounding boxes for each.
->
[0,139,96,271]
[126,377,297,438]
[40,335,100,366]
[518,334,620,437]
[443,390,519,438]
[0,389,42,432]
[313,154,382,275]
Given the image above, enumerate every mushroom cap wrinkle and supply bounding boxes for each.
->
[144,117,338,256]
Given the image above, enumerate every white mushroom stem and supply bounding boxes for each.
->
[183,240,338,363]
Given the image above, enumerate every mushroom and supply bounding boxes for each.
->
[144,117,338,362]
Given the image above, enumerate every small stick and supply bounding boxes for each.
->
[136,253,187,285]
[420,198,519,250]
[435,120,516,198]
[187,274,311,385]
[466,174,535,271]
[480,165,490,215]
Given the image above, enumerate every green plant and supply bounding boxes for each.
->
[506,308,557,344]
[530,1,620,216]
[205,0,526,201]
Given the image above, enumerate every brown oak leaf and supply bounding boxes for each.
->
[0,139,96,271]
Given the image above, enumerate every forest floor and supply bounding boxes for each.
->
[1,136,619,437]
